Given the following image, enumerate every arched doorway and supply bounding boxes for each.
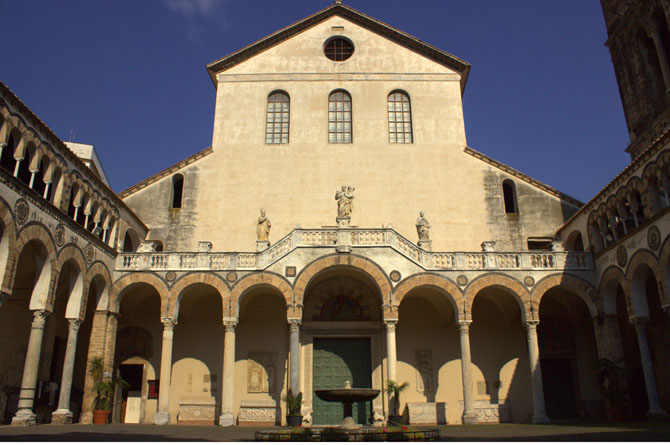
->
[537,288,600,420]
[302,270,383,426]
[114,283,162,423]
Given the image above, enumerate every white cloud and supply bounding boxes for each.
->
[164,0,226,20]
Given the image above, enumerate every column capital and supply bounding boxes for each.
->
[524,319,540,330]
[161,317,178,330]
[31,310,50,328]
[67,318,83,331]
[456,320,473,332]
[288,318,301,331]
[224,320,237,332]
[384,319,398,330]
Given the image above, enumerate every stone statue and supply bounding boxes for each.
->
[256,209,271,241]
[416,211,431,241]
[335,185,355,218]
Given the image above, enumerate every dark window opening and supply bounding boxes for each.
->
[67,188,77,218]
[528,238,553,250]
[16,151,32,186]
[0,135,17,173]
[502,180,518,213]
[171,174,183,209]
[324,37,354,61]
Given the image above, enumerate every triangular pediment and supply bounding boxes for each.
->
[206,2,470,92]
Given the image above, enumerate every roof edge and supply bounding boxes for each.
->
[118,146,213,199]
[206,3,471,93]
[464,146,585,208]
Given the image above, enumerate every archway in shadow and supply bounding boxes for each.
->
[114,284,162,424]
[397,287,457,423]
[470,287,530,423]
[537,288,600,420]
[237,287,288,426]
[0,240,46,423]
[630,264,670,414]
[171,284,224,424]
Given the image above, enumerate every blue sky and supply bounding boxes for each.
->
[0,0,629,202]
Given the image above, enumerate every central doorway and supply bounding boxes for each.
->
[313,337,372,425]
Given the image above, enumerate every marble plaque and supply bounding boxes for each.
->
[124,395,141,424]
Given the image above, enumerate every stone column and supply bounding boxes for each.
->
[457,320,478,425]
[385,320,398,383]
[52,318,83,424]
[525,320,549,424]
[648,26,670,90]
[219,320,237,426]
[288,319,301,393]
[632,317,668,420]
[155,317,177,425]
[12,310,50,426]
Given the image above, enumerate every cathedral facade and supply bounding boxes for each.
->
[0,1,668,427]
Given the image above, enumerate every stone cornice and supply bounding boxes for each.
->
[0,167,116,258]
[0,82,147,232]
[118,146,213,199]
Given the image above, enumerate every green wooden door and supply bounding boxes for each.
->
[313,337,372,425]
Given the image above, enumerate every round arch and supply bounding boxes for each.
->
[111,273,169,317]
[230,272,292,319]
[463,273,531,321]
[598,266,627,316]
[294,254,392,306]
[85,263,112,315]
[531,274,599,318]
[13,223,58,309]
[625,250,661,318]
[656,234,670,307]
[0,197,18,294]
[392,273,463,321]
[168,272,231,319]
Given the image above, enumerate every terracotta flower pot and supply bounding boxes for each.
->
[93,410,111,425]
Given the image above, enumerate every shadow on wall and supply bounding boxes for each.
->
[470,291,532,423]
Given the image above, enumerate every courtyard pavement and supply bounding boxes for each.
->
[1,422,670,441]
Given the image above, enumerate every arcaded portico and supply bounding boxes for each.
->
[3,0,670,429]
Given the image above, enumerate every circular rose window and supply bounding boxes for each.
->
[324,37,354,61]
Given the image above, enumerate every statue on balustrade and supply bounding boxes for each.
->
[335,185,355,217]
[416,211,431,241]
[257,209,271,241]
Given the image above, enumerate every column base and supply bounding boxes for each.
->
[219,413,235,426]
[532,414,550,424]
[80,412,93,424]
[462,412,479,425]
[647,409,669,421]
[51,409,73,424]
[154,411,170,425]
[11,409,37,426]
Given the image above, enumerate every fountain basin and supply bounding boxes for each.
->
[315,388,380,403]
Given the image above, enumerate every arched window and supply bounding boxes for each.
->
[502,179,518,214]
[265,91,290,144]
[0,134,17,173]
[328,90,352,143]
[388,91,413,143]
[171,174,184,209]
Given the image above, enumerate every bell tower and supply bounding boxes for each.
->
[601,0,670,159]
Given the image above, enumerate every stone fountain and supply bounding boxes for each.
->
[315,380,380,430]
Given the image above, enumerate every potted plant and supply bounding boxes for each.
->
[386,380,409,425]
[596,358,630,422]
[284,389,303,427]
[89,357,129,425]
